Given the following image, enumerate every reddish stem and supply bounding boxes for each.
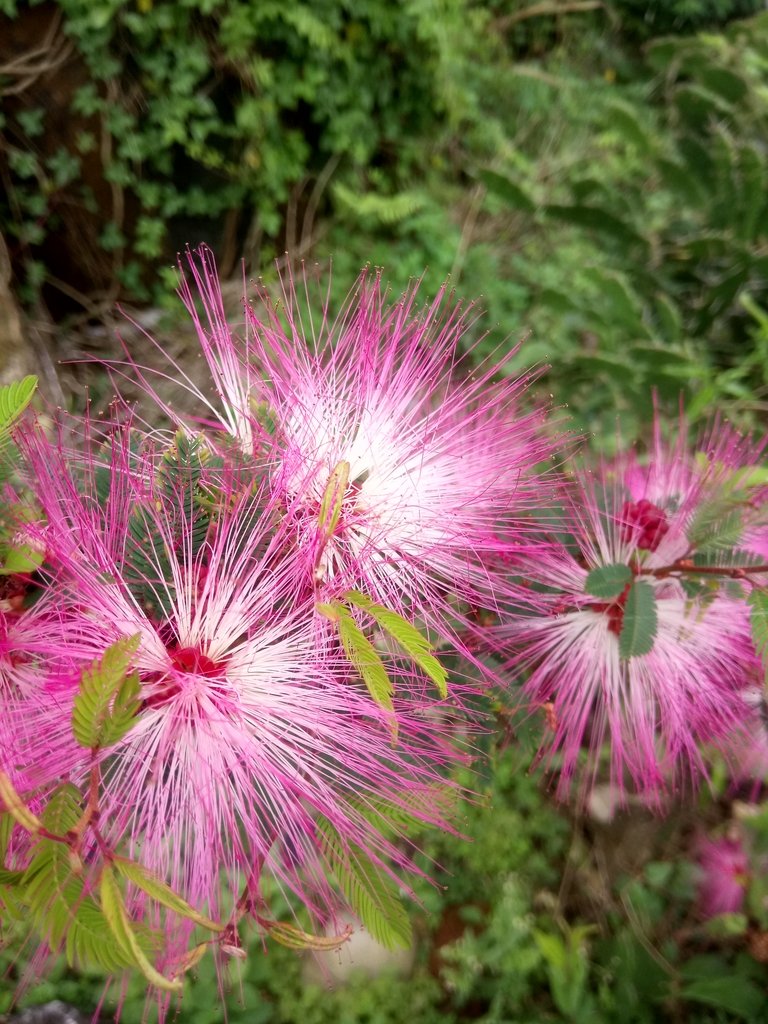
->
[645,560,768,580]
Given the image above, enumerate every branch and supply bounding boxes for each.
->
[494,1,603,32]
[646,560,768,580]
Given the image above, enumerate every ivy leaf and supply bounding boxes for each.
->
[318,819,412,950]
[114,858,224,933]
[100,865,182,991]
[584,563,632,598]
[619,581,657,659]
[344,591,448,698]
[72,635,142,749]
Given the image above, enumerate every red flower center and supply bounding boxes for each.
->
[143,644,227,709]
[589,584,631,635]
[169,645,227,678]
[621,499,669,551]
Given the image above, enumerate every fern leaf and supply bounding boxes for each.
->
[318,821,412,950]
[22,785,135,971]
[72,635,142,748]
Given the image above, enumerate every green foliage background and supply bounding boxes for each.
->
[2,0,768,444]
[3,0,768,1021]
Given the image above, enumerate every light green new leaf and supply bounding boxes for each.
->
[0,376,37,441]
[100,669,142,748]
[317,460,350,537]
[0,541,44,576]
[337,612,395,725]
[619,581,657,659]
[100,866,182,991]
[319,820,412,950]
[72,634,142,748]
[344,591,448,698]
[584,563,632,598]
[114,858,224,933]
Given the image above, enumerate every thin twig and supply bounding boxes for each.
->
[494,0,603,32]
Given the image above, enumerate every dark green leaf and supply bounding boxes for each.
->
[681,977,767,1020]
[543,205,646,249]
[749,590,768,684]
[584,564,632,599]
[619,581,657,659]
[478,170,535,213]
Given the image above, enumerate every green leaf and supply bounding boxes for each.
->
[318,460,350,537]
[72,635,142,749]
[749,590,768,684]
[0,770,42,834]
[268,920,351,951]
[337,612,395,726]
[0,811,12,862]
[584,564,632,599]
[543,204,646,249]
[687,497,744,551]
[619,581,657,660]
[681,976,767,1020]
[478,170,535,213]
[603,100,653,155]
[344,591,448,698]
[0,376,37,442]
[100,865,182,991]
[0,541,44,576]
[22,785,135,971]
[113,858,224,933]
[318,820,412,950]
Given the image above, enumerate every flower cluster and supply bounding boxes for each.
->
[499,418,768,800]
[0,249,559,1008]
[1,247,767,1013]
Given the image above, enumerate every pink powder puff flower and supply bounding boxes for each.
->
[696,835,749,918]
[14,420,465,972]
[616,411,768,568]
[500,456,760,801]
[121,247,559,629]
